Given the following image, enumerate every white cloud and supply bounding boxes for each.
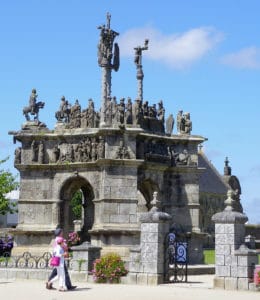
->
[118,26,223,69]
[220,47,260,69]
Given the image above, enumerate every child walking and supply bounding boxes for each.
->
[47,237,66,291]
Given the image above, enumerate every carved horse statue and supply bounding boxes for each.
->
[55,105,71,123]
[23,101,45,121]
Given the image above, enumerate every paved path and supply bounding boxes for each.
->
[0,275,259,300]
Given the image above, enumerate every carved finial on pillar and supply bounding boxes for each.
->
[140,190,172,222]
[224,157,231,176]
[224,190,235,211]
[150,191,159,212]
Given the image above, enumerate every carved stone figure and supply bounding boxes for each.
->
[115,140,130,159]
[84,141,91,161]
[53,145,60,163]
[133,99,143,125]
[87,99,95,128]
[142,101,149,117]
[66,144,74,162]
[125,97,133,124]
[38,141,44,164]
[134,39,149,68]
[157,100,165,123]
[14,147,22,165]
[23,88,45,121]
[166,114,175,135]
[55,96,71,123]
[69,99,81,128]
[91,138,98,161]
[168,145,177,166]
[95,111,100,127]
[183,112,192,134]
[74,142,83,162]
[80,109,87,128]
[177,110,184,134]
[148,104,157,118]
[111,96,117,124]
[29,88,37,114]
[31,140,38,162]
[175,149,191,165]
[144,140,170,163]
[117,98,125,124]
[97,137,105,159]
[97,13,119,70]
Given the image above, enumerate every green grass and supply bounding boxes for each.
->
[203,250,260,265]
[203,249,215,264]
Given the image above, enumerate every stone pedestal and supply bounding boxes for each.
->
[212,190,258,290]
[128,193,172,285]
[70,242,101,273]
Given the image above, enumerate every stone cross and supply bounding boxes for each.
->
[134,39,149,102]
[97,13,120,127]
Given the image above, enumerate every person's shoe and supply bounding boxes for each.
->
[68,285,77,290]
[46,282,52,289]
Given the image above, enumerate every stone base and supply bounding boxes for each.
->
[213,276,225,289]
[0,268,88,282]
[125,272,164,285]
[214,276,252,290]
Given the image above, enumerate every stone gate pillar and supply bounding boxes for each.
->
[212,190,258,290]
[128,192,172,285]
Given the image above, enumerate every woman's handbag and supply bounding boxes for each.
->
[50,256,60,267]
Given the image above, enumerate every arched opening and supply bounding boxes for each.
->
[59,176,94,241]
[137,179,160,213]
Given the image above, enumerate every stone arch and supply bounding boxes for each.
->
[59,175,94,241]
[137,179,160,212]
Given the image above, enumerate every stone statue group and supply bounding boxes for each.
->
[23,88,192,136]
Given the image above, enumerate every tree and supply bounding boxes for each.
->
[0,157,19,215]
[70,190,82,220]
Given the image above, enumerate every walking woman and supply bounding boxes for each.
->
[46,228,76,290]
[47,236,66,291]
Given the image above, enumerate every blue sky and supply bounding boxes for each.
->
[0,1,259,223]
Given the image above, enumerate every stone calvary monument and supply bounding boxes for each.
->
[8,14,241,267]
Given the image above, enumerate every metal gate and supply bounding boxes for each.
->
[164,229,188,283]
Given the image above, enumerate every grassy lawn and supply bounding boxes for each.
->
[203,249,215,264]
[203,250,260,265]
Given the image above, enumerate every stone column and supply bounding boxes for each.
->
[128,192,172,285]
[100,67,112,127]
[212,190,258,290]
[136,67,144,102]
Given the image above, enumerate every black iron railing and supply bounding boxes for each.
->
[164,231,188,283]
[0,251,71,269]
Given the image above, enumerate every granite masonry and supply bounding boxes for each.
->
[212,190,258,290]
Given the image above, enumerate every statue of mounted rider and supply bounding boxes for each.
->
[23,88,45,121]
[55,96,71,123]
